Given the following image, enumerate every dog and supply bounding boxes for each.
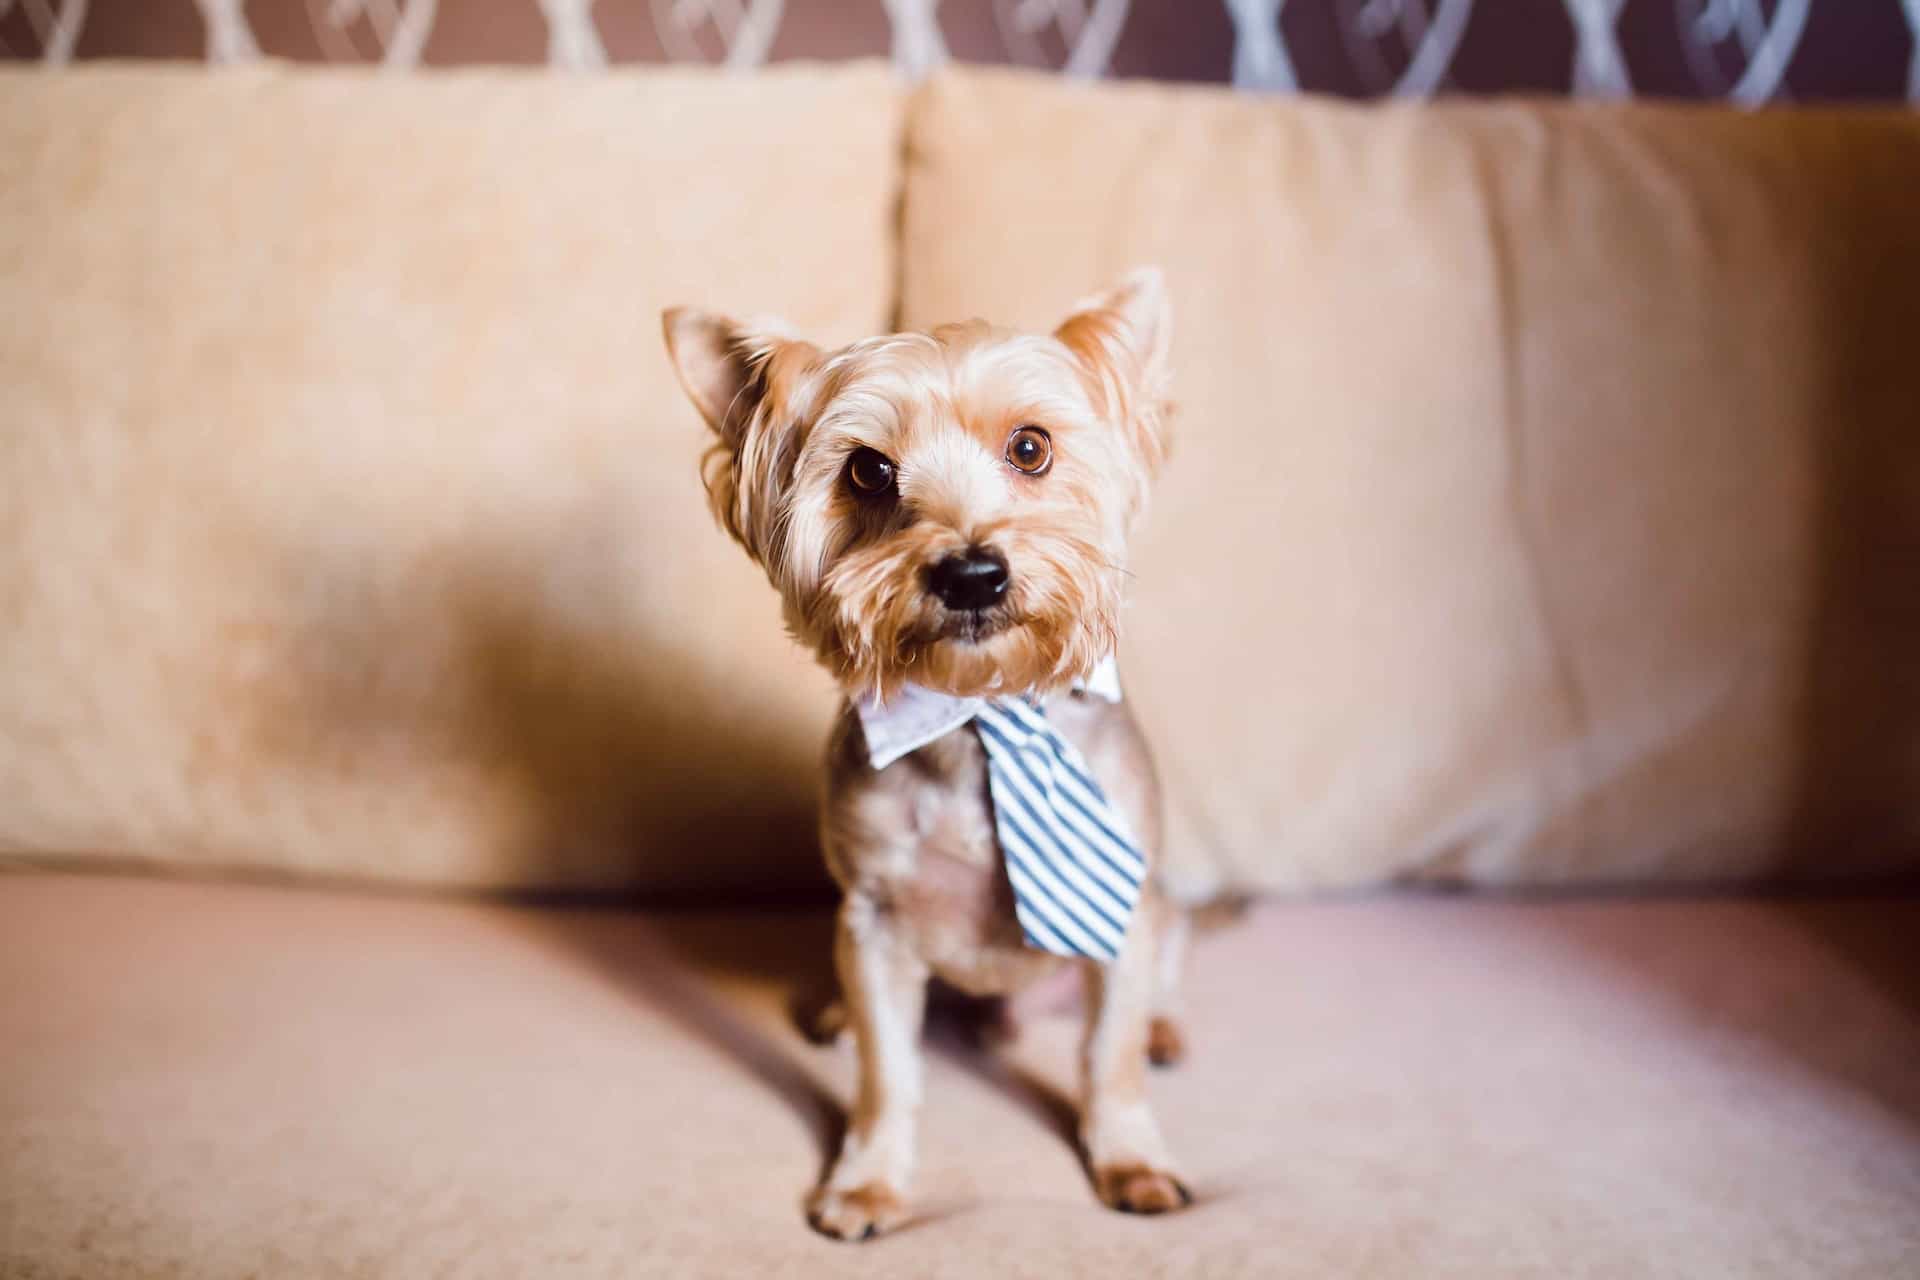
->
[662,268,1189,1241]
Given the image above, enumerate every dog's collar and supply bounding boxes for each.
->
[855,655,1124,771]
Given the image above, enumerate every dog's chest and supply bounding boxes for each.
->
[884,732,1033,980]
[829,696,1130,992]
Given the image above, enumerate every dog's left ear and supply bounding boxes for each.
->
[661,309,815,447]
[1055,266,1172,474]
[661,307,820,561]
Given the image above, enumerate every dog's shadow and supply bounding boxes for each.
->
[538,902,1085,1181]
[282,539,1081,1180]
[522,900,851,1180]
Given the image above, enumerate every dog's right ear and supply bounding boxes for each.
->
[661,307,820,559]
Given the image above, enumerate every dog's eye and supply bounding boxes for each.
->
[1006,426,1052,476]
[846,447,897,497]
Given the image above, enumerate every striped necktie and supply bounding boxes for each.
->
[972,697,1147,963]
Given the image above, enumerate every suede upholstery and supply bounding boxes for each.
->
[2,873,1916,1278]
[5,67,1920,895]
[904,70,1920,898]
[6,67,1920,896]
[0,64,895,894]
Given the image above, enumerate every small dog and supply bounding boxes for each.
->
[662,269,1190,1240]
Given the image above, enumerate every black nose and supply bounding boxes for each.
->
[928,547,1010,612]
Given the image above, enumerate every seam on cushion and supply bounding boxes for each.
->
[1472,112,1596,873]
[892,68,959,335]
[887,70,919,334]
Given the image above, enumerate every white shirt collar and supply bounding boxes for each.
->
[855,654,1124,770]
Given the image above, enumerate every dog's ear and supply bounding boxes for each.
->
[661,309,809,444]
[1058,266,1171,392]
[1054,267,1172,475]
[661,307,821,560]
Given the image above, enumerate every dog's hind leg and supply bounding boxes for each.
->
[1146,904,1189,1067]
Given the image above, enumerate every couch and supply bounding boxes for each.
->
[2,64,1917,1277]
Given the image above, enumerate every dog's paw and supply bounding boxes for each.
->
[806,1182,908,1241]
[1146,1015,1186,1068]
[1093,1162,1193,1216]
[797,996,848,1046]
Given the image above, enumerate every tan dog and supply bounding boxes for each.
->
[662,269,1189,1240]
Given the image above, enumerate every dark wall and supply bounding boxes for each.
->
[4,1,1915,103]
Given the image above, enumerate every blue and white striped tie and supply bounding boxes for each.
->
[972,698,1147,962]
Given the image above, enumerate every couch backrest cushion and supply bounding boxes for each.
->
[9,65,1920,899]
[0,65,899,894]
[902,68,1920,897]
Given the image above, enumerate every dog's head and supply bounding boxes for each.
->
[662,269,1171,700]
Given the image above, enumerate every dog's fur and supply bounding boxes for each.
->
[662,269,1189,1240]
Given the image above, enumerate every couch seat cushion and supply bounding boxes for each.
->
[2,873,1915,1277]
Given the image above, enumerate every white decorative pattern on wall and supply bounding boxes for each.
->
[305,0,438,67]
[1,0,89,63]
[651,0,785,68]
[539,0,606,69]
[1225,0,1297,91]
[11,1,1920,103]
[1566,0,1630,98]
[303,0,439,68]
[1330,0,1474,97]
[1678,0,1811,104]
[1907,0,1920,98]
[993,0,1131,78]
[197,0,260,62]
[884,0,948,79]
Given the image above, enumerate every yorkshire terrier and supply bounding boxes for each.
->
[662,269,1190,1240]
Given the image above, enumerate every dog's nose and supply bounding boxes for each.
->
[928,547,1010,612]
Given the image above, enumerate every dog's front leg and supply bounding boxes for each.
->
[1081,892,1192,1214]
[807,893,928,1241]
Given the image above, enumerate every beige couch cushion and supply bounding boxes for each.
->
[3,872,1916,1277]
[0,65,899,893]
[902,69,1920,896]
[8,66,1920,897]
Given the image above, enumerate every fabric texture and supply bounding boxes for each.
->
[974,696,1147,961]
[901,68,1920,899]
[6,66,1920,895]
[2,872,1916,1278]
[0,63,900,894]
